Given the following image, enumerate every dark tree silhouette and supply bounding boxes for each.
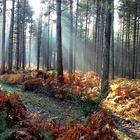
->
[56,0,63,79]
[37,12,42,71]
[100,0,112,98]
[1,0,6,74]
[8,0,15,71]
[16,0,20,70]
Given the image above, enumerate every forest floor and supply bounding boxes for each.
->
[0,83,85,124]
[0,71,140,139]
[0,82,140,139]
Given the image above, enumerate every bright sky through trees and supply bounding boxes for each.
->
[29,0,41,19]
[114,0,120,32]
[29,0,120,32]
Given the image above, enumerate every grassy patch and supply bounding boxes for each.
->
[0,110,18,140]
[39,130,53,140]
[71,93,101,116]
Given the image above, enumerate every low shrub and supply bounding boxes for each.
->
[22,78,44,91]
[71,93,101,116]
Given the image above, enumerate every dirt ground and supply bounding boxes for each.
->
[0,83,140,139]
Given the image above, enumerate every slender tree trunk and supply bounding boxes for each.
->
[22,0,26,70]
[69,0,73,74]
[135,17,139,78]
[125,15,130,77]
[92,1,96,70]
[99,0,105,75]
[46,14,50,70]
[56,0,63,79]
[49,24,53,69]
[8,0,15,71]
[124,22,128,77]
[83,1,89,72]
[73,0,79,72]
[16,0,20,70]
[127,16,131,79]
[121,19,125,77]
[37,12,42,71]
[111,0,114,79]
[79,13,83,70]
[19,25,23,68]
[29,21,32,68]
[115,32,120,76]
[132,6,137,79]
[22,29,26,69]
[100,0,112,98]
[1,0,6,74]
[95,0,101,73]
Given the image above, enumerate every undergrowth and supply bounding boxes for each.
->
[0,90,119,140]
[71,93,101,116]
[39,130,53,140]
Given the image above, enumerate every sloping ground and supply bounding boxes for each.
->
[102,79,140,139]
[112,115,140,139]
[0,83,84,124]
[0,84,119,140]
[103,79,140,121]
[0,71,139,122]
[0,82,139,139]
[0,71,140,139]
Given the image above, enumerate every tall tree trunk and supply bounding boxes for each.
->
[121,19,125,77]
[22,29,26,69]
[135,16,139,78]
[1,0,6,74]
[69,0,73,74]
[115,32,120,76]
[100,0,112,98]
[83,1,89,72]
[124,21,128,77]
[37,12,42,71]
[92,1,96,70]
[73,0,79,72]
[79,13,83,70]
[29,20,32,68]
[49,23,53,69]
[95,0,101,73]
[127,15,131,79]
[98,0,105,75]
[16,0,20,70]
[8,0,15,71]
[56,0,63,79]
[22,0,26,70]
[132,5,137,79]
[111,0,114,79]
[46,12,50,70]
